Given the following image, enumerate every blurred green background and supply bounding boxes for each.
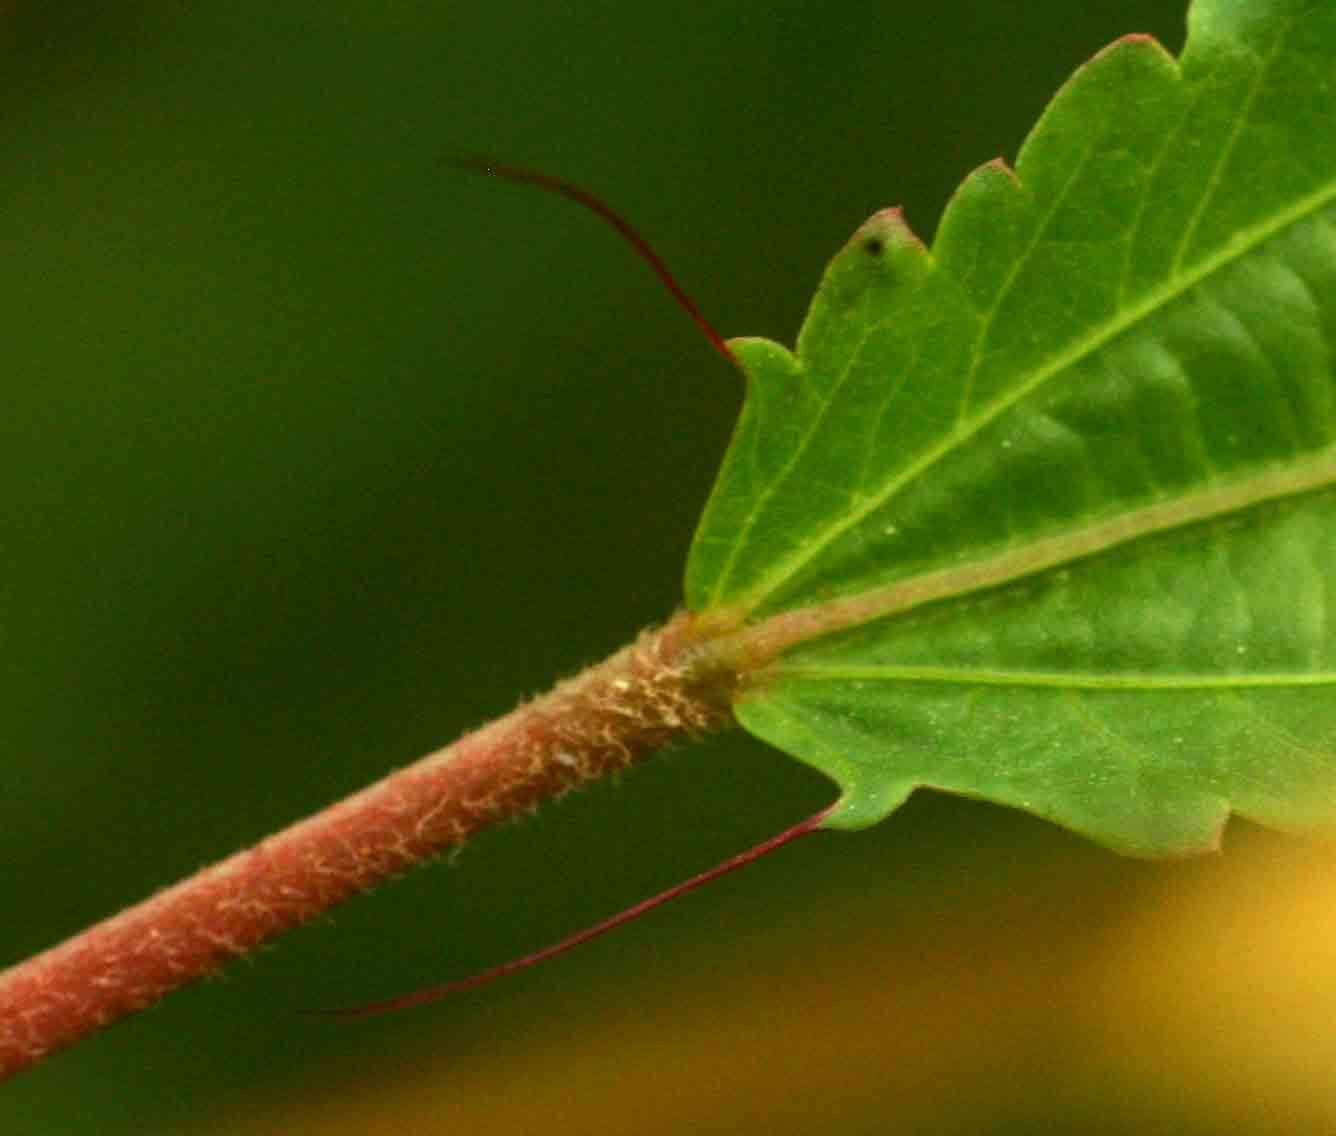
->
[7,2,1336,1133]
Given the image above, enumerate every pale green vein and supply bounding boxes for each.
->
[1231,689,1332,765]
[718,444,1336,666]
[1169,10,1289,276]
[955,133,1098,423]
[717,320,877,602]
[1062,691,1156,775]
[764,663,1336,691]
[1116,59,1198,305]
[728,173,1336,616]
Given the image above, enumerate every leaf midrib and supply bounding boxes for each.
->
[715,444,1336,668]
[765,664,1336,691]
[726,165,1336,619]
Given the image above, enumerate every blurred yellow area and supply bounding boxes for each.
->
[1087,836,1336,1133]
[227,831,1336,1135]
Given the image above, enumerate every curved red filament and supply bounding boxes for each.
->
[311,805,831,1018]
[451,156,736,366]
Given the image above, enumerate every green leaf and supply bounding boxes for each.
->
[687,0,1336,855]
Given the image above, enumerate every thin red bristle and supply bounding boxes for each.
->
[449,155,736,366]
[309,804,831,1018]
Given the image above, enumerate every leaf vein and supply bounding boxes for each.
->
[768,664,1336,691]
[1170,12,1294,276]
[955,135,1099,423]
[736,183,1336,614]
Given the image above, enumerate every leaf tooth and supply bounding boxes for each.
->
[1092,32,1180,72]
[846,205,929,262]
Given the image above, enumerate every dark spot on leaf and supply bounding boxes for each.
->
[863,236,885,257]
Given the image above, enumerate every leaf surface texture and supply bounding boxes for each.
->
[688,0,1336,852]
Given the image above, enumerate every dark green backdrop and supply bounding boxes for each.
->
[9,4,1304,1134]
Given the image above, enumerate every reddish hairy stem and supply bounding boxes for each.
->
[0,613,732,1082]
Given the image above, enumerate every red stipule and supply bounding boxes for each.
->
[308,161,810,1019]
[314,806,830,1017]
[448,156,737,366]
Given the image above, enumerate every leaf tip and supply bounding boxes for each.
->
[724,334,801,374]
[1090,30,1181,75]
[851,206,927,259]
[1108,31,1170,52]
[981,155,1019,185]
[810,207,934,319]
